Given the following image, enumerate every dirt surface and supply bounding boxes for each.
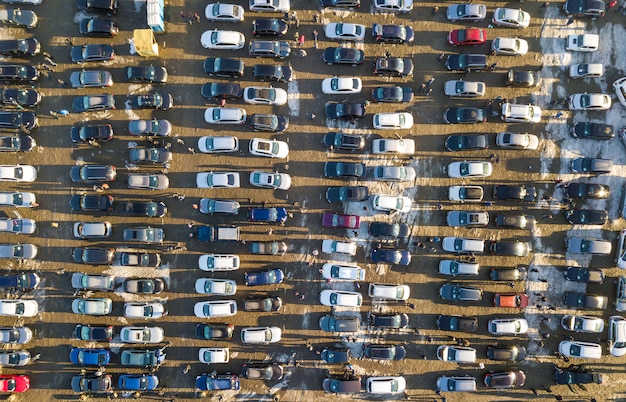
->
[1,0,626,400]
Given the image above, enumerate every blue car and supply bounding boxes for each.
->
[370,248,411,265]
[248,207,287,224]
[69,348,110,366]
[245,268,284,286]
[118,374,159,391]
[196,373,240,391]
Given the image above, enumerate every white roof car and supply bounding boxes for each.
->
[561,315,605,333]
[609,316,626,357]
[243,86,287,105]
[558,341,602,359]
[447,3,487,21]
[321,263,365,281]
[436,376,477,392]
[194,300,237,318]
[442,237,485,253]
[199,347,229,363]
[568,93,611,110]
[73,221,111,239]
[566,237,611,255]
[488,318,529,335]
[0,299,37,317]
[127,174,169,190]
[240,326,282,344]
[0,218,35,234]
[366,376,406,394]
[570,63,604,79]
[0,192,36,207]
[196,171,240,188]
[491,37,528,56]
[447,161,493,178]
[495,132,539,150]
[373,112,413,129]
[448,185,483,202]
[320,289,362,307]
[368,283,410,300]
[566,34,599,52]
[204,107,246,124]
[0,350,30,366]
[0,327,32,344]
[123,302,165,319]
[199,198,240,215]
[0,165,36,182]
[198,254,240,271]
[492,8,530,28]
[321,77,362,94]
[249,138,289,158]
[120,326,164,343]
[437,346,477,363]
[71,273,115,291]
[321,239,357,256]
[201,30,245,50]
[0,244,37,259]
[618,229,626,269]
[372,138,415,154]
[195,278,237,295]
[613,77,626,108]
[324,23,365,41]
[374,0,413,13]
[439,260,480,276]
[71,298,110,316]
[249,170,291,190]
[197,136,239,153]
[249,0,290,12]
[501,103,542,123]
[205,3,244,22]
[444,80,486,98]
[372,194,412,213]
[373,166,416,182]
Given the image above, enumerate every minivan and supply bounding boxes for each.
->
[198,254,240,271]
[439,260,480,276]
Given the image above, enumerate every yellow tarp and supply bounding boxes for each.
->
[133,29,158,57]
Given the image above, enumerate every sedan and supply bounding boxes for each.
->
[0,244,37,260]
[324,162,365,179]
[79,17,118,37]
[120,252,161,268]
[196,373,240,391]
[325,186,368,203]
[446,3,487,21]
[324,132,365,150]
[494,293,529,308]
[72,94,115,112]
[240,326,282,344]
[243,86,287,105]
[563,292,608,310]
[252,18,288,36]
[570,63,604,79]
[320,0,360,7]
[125,65,167,84]
[564,266,605,284]
[494,213,535,230]
[446,211,489,227]
[372,138,415,154]
[566,209,607,225]
[123,278,165,294]
[324,22,365,41]
[0,218,35,234]
[492,7,531,28]
[447,161,492,178]
[123,226,165,243]
[196,171,240,188]
[488,318,529,335]
[373,166,416,182]
[569,93,611,110]
[372,194,412,213]
[71,298,111,316]
[364,344,406,361]
[0,350,30,366]
[71,374,112,393]
[444,80,485,98]
[373,0,413,13]
[74,325,113,342]
[249,0,290,12]
[445,134,488,151]
[486,345,527,361]
[73,247,115,265]
[321,263,365,281]
[0,9,38,29]
[245,268,284,285]
[198,136,238,153]
[322,77,362,94]
[321,240,357,256]
[71,273,115,291]
[250,138,289,158]
[320,290,362,307]
[201,83,242,102]
[205,107,246,124]
[439,284,483,302]
[249,113,288,132]
[128,119,171,136]
[70,124,113,144]
[124,201,167,218]
[372,57,413,77]
[491,37,528,56]
[201,30,245,50]
[443,107,486,124]
[484,370,526,389]
[565,182,609,199]
[495,132,539,149]
[195,278,237,296]
[195,323,234,340]
[243,362,284,382]
[370,86,413,104]
[493,184,536,201]
[129,147,172,164]
[326,102,366,120]
[613,77,626,107]
[0,273,39,291]
[322,213,360,229]
[77,0,118,13]
[449,185,484,203]
[123,302,166,319]
[249,170,291,190]
[490,240,530,256]
[118,375,158,391]
[249,40,291,58]
[127,174,169,190]
[0,38,38,57]
[199,348,229,364]
[205,3,244,22]
[562,315,605,333]
[564,0,606,18]
[559,341,602,359]
[69,348,110,366]
[0,88,40,108]
[70,44,115,63]
[253,64,291,82]
[249,241,286,255]
[372,23,414,44]
[505,69,539,87]
[570,122,613,140]
[370,248,411,265]
[131,92,172,110]
[243,296,282,312]
[322,47,364,66]
[447,28,486,46]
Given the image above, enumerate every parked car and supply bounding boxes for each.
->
[322,47,364,66]
[71,273,114,291]
[321,240,357,256]
[371,85,413,102]
[439,284,483,302]
[566,33,599,52]
[486,345,526,361]
[71,374,111,393]
[120,349,165,367]
[323,132,365,150]
[439,260,479,276]
[203,57,244,78]
[324,22,365,41]
[248,207,287,224]
[495,132,539,149]
[488,318,529,335]
[319,314,361,333]
[249,170,291,190]
[447,161,492,178]
[372,23,414,43]
[566,237,611,255]
[609,316,626,357]
[447,28,486,46]
[373,0,413,12]
[240,326,281,344]
[372,57,413,77]
[0,9,38,29]
[0,273,39,291]
[0,350,30,366]
[492,7,530,27]
[364,344,406,361]
[253,64,291,81]
[565,182,609,199]
[245,268,284,286]
[0,87,41,107]
[0,244,36,260]
[206,3,244,22]
[199,348,229,364]
[490,240,530,256]
[372,194,412,213]
[194,300,237,318]
[195,323,234,340]
[320,0,360,8]
[249,113,288,132]
[322,213,360,229]
[123,226,164,243]
[321,348,350,363]
[437,346,476,363]
[70,124,113,143]
[0,64,38,83]
[505,69,539,87]
[446,211,489,227]
[128,119,171,136]
[436,376,477,392]
[251,18,288,36]
[365,376,406,394]
[242,362,284,381]
[80,18,118,37]
[570,157,612,174]
[124,201,167,218]
[561,315,605,333]
[243,86,287,105]
[70,164,116,184]
[249,40,291,58]
[195,279,236,296]
[494,293,529,308]
[120,252,161,268]
[69,348,110,366]
[204,107,246,124]
[368,283,410,301]
[563,292,608,310]
[123,302,166,319]
[73,247,115,265]
[199,198,239,215]
[447,3,487,21]
[196,373,240,391]
[77,0,118,14]
[322,77,362,94]
[491,37,528,55]
[564,266,605,284]
[449,185,483,202]
[73,221,111,239]
[493,184,536,201]
[118,374,158,391]
[569,93,611,111]
[123,278,165,294]
[553,365,604,385]
[0,135,35,152]
[74,325,113,342]
[368,222,409,238]
[370,248,411,265]
[500,102,541,123]
[0,218,35,234]
[0,111,37,130]
[564,0,606,17]
[559,341,602,359]
[201,29,245,50]
[249,0,290,12]
[243,296,282,312]
[70,44,115,63]
[494,213,535,229]
[373,166,415,182]
[484,370,526,389]
[570,63,604,79]
[326,186,368,203]
[322,263,365,281]
[248,138,289,158]
[250,241,287,255]
[442,237,485,254]
[198,254,240,271]
[71,298,111,316]
[131,92,172,110]
[445,54,488,72]
[570,122,613,139]
[196,171,240,188]
[436,315,478,332]
[325,102,366,120]
[369,313,409,329]
[372,138,414,154]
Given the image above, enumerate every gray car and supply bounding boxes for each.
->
[566,237,612,255]
[0,244,37,259]
[439,284,483,302]
[446,211,489,227]
[373,166,416,182]
[123,226,165,243]
[69,70,113,88]
[570,157,613,174]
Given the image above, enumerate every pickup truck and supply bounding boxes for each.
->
[120,349,165,368]
[553,364,604,384]
[243,296,282,312]
[250,241,287,255]
[245,268,284,286]
[197,225,240,242]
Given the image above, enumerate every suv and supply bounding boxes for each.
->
[0,64,38,83]
[372,57,413,77]
[70,164,116,183]
[319,315,360,333]
[445,54,487,72]
[203,57,244,78]
[324,132,365,151]
[616,277,626,312]
[505,69,539,87]
[436,315,478,332]
[448,185,483,202]
[501,103,542,123]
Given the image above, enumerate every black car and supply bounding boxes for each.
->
[445,54,488,72]
[249,40,291,59]
[79,18,118,37]
[493,184,537,201]
[490,240,530,257]
[71,374,113,393]
[0,64,38,83]
[444,107,486,124]
[570,122,614,140]
[249,113,288,132]
[70,194,114,211]
[204,57,244,78]
[0,134,35,152]
[565,182,609,199]
[323,132,365,151]
[565,209,607,225]
[490,266,527,281]
[201,83,243,102]
[75,324,114,341]
[253,64,292,82]
[123,278,165,294]
[553,365,604,385]
[243,295,282,312]
[564,266,605,284]
[70,124,113,143]
[325,102,366,120]
[320,0,360,8]
[322,47,364,66]
[371,86,413,103]
[195,323,234,340]
[252,18,288,36]
[369,313,409,329]
[320,347,350,363]
[323,376,361,394]
[72,94,116,113]
[125,66,167,84]
[0,273,39,291]
[124,201,167,218]
[368,222,409,238]
[563,292,608,310]
[70,164,116,183]
[445,134,489,151]
[372,57,413,77]
[363,344,406,361]
[505,69,539,87]
[494,213,536,230]
[120,252,161,267]
[0,111,37,130]
[326,186,369,203]
[372,23,414,44]
[0,88,41,108]
[0,9,38,29]
[324,162,365,179]
[0,38,39,57]
[242,362,284,381]
[486,345,527,361]
[131,92,172,110]
[73,247,115,265]
[370,248,411,265]
[70,44,115,63]
[436,315,478,332]
[77,0,118,14]
[570,157,612,175]
[564,0,605,18]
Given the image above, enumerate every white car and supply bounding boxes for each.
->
[374,0,413,13]
[319,289,362,307]
[204,107,247,124]
[205,3,244,22]
[366,376,406,394]
[249,0,290,12]
[321,263,365,281]
[201,30,245,50]
[324,23,365,41]
[0,300,37,317]
[447,4,487,21]
[0,244,37,259]
[73,221,111,239]
[196,171,240,188]
[373,112,413,129]
[368,283,410,300]
[372,194,412,213]
[123,302,165,319]
[249,170,291,190]
[442,237,485,254]
[199,347,229,363]
[120,326,164,343]
[447,161,493,178]
[194,300,237,318]
[488,318,529,335]
[321,77,362,94]
[436,376,477,392]
[501,103,541,123]
[618,229,626,269]
[0,165,36,182]
[495,132,539,150]
[243,86,287,105]
[127,174,169,190]
[71,273,115,291]
[198,254,240,271]
[609,316,626,357]
[0,192,36,208]
[437,346,477,363]
[566,34,599,52]
[570,63,604,79]
[0,350,30,366]
[439,260,480,276]
[373,166,416,182]
[561,315,605,333]
[0,218,35,234]
[321,239,357,256]
[372,138,415,154]
[71,298,110,316]
[492,8,530,28]
[613,77,626,108]
[195,278,237,295]
[444,80,485,98]
[197,136,239,153]
[241,326,282,343]
[558,341,602,359]
[491,37,528,56]
[568,93,611,111]
[0,327,32,344]
[249,138,289,158]
[448,185,484,202]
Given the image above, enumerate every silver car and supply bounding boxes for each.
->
[373,166,416,182]
[446,211,489,227]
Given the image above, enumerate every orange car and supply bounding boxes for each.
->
[494,293,529,308]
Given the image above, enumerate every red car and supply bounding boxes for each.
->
[0,375,30,393]
[322,212,360,229]
[447,28,487,46]
[494,293,529,308]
